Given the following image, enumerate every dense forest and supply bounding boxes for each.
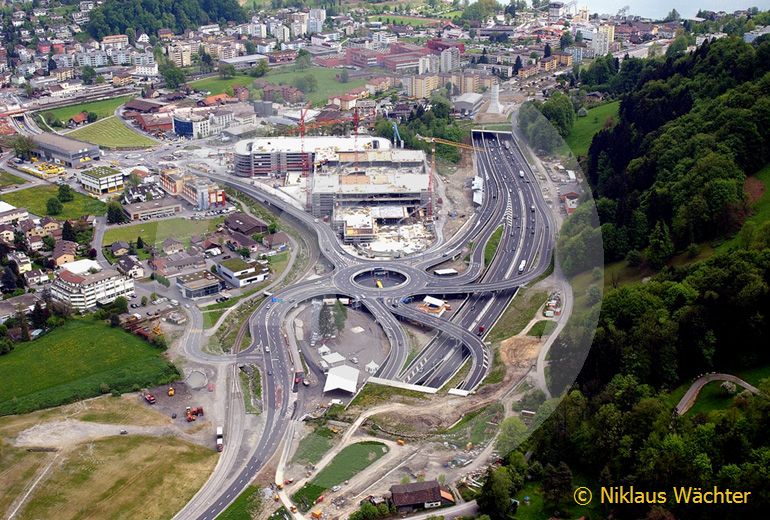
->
[586,36,770,262]
[479,35,770,520]
[86,0,246,40]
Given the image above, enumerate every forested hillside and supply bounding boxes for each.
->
[478,35,770,520]
[86,0,246,39]
[586,36,770,262]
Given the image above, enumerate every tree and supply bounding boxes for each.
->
[267,222,279,234]
[88,248,97,259]
[107,201,126,224]
[2,266,18,291]
[294,74,318,93]
[141,295,148,306]
[31,301,49,329]
[665,9,680,21]
[219,63,237,79]
[647,221,674,269]
[199,47,214,73]
[559,32,573,50]
[87,111,98,123]
[58,184,74,202]
[11,135,35,160]
[17,308,31,342]
[112,296,128,314]
[513,55,523,74]
[542,462,572,506]
[295,50,312,70]
[477,466,513,520]
[46,197,63,215]
[81,65,96,84]
[62,221,76,242]
[496,417,528,456]
[544,43,552,58]
[245,40,256,55]
[137,236,145,250]
[160,63,186,89]
[339,69,349,83]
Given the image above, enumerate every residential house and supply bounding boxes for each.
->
[24,269,48,285]
[110,241,130,257]
[262,232,289,250]
[116,255,145,278]
[224,212,267,235]
[162,237,185,255]
[52,240,78,266]
[389,481,454,514]
[8,251,33,273]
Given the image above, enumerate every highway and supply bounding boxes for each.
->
[178,130,557,519]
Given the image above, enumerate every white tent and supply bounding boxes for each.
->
[323,365,360,393]
[365,361,380,374]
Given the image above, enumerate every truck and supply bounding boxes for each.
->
[518,260,526,273]
[216,426,224,452]
[519,170,524,179]
[143,393,156,404]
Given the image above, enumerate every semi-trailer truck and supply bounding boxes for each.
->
[216,426,224,452]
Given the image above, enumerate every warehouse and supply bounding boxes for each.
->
[122,197,182,221]
[452,92,484,116]
[30,133,100,168]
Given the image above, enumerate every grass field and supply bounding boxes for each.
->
[292,426,336,465]
[0,169,25,187]
[188,75,255,95]
[15,435,216,520]
[103,216,223,247]
[687,381,736,416]
[565,101,619,157]
[67,116,157,149]
[349,382,428,409]
[0,320,179,416]
[488,289,548,343]
[484,226,503,265]
[38,95,134,123]
[719,163,770,252]
[219,486,263,520]
[293,442,388,510]
[527,320,557,338]
[0,184,106,219]
[368,14,442,26]
[263,67,368,105]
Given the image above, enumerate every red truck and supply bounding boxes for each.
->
[144,393,156,404]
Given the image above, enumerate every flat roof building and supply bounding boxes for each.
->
[51,268,134,311]
[78,166,125,194]
[30,133,100,168]
[122,197,182,221]
[219,53,268,70]
[176,270,225,299]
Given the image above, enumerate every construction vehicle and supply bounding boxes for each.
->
[290,505,298,513]
[167,387,175,397]
[396,439,406,446]
[216,426,224,452]
[143,393,156,404]
[273,494,280,502]
[311,511,322,519]
[277,483,284,490]
[375,279,383,289]
[185,406,204,422]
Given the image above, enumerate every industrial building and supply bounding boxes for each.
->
[122,197,182,220]
[77,166,125,194]
[30,133,100,168]
[232,136,391,177]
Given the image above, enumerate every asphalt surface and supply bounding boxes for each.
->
[174,130,556,519]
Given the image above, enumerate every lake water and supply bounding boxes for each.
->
[582,0,770,19]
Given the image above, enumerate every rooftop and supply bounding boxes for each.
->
[81,166,123,179]
[176,270,222,290]
[234,136,391,156]
[220,257,253,272]
[32,132,99,154]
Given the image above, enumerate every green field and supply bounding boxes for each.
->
[484,226,503,265]
[719,163,770,252]
[261,67,368,105]
[0,320,179,416]
[687,381,736,416]
[187,75,255,95]
[38,95,134,123]
[488,289,548,343]
[103,216,223,247]
[219,486,263,520]
[292,426,336,465]
[67,116,157,149]
[565,101,619,157]
[0,169,25,187]
[368,15,442,27]
[0,184,106,219]
[293,442,388,510]
[527,320,557,338]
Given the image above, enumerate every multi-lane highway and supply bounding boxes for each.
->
[180,130,557,519]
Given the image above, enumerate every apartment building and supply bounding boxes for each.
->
[51,268,135,311]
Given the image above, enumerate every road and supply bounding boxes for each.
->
[675,373,762,415]
[174,129,560,519]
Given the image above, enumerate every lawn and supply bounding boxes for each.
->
[219,486,263,520]
[188,75,255,95]
[0,320,179,416]
[66,116,157,149]
[687,381,736,416]
[0,169,25,187]
[565,101,619,157]
[718,163,770,252]
[349,382,428,409]
[262,67,368,105]
[38,95,134,123]
[292,426,336,465]
[527,320,557,338]
[103,216,223,247]
[293,442,388,510]
[367,15,442,27]
[0,184,106,219]
[487,289,547,343]
[15,435,216,520]
[484,226,503,265]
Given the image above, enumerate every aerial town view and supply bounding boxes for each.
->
[1,0,769,519]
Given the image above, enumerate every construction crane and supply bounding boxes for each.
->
[391,121,404,148]
[415,134,479,217]
[298,101,312,175]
